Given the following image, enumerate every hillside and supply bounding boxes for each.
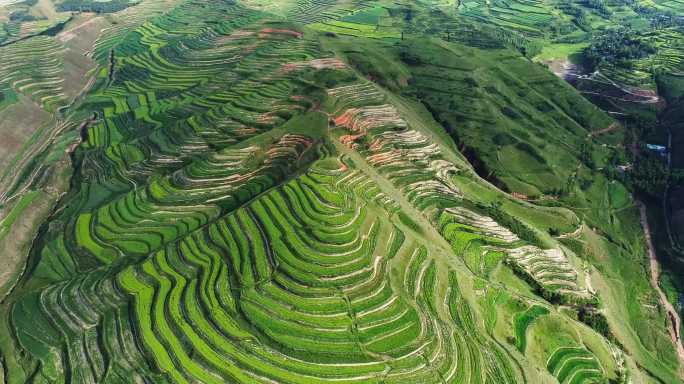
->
[0,0,682,383]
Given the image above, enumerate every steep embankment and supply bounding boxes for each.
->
[640,202,684,370]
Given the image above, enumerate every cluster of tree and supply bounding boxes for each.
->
[56,0,136,14]
[606,0,670,24]
[504,258,600,306]
[650,13,684,29]
[580,142,596,169]
[634,114,661,139]
[40,18,70,37]
[632,4,665,18]
[9,11,37,22]
[412,7,542,57]
[477,201,545,247]
[398,49,422,66]
[609,0,638,7]
[581,0,612,19]
[672,169,684,186]
[583,27,656,71]
[549,22,585,39]
[493,132,518,146]
[499,31,543,57]
[346,51,404,91]
[629,152,670,198]
[558,1,592,31]
[577,305,623,346]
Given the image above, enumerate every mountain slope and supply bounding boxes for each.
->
[0,0,681,383]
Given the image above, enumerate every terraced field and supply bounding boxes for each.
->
[513,304,549,352]
[0,0,682,383]
[0,0,71,45]
[329,80,591,298]
[0,35,66,110]
[547,346,605,384]
[458,0,557,37]
[596,28,684,87]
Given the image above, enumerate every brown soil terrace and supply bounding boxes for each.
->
[259,28,303,39]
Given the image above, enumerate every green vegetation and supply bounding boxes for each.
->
[513,304,550,352]
[547,346,605,383]
[0,0,71,45]
[0,0,681,383]
[56,0,138,13]
[0,190,38,240]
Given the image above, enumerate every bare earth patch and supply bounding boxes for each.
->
[0,96,51,174]
[0,156,71,300]
[59,14,108,99]
[0,11,107,297]
[639,202,684,374]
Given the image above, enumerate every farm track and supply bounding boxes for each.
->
[332,139,455,262]
[328,80,588,298]
[639,202,684,373]
[589,122,620,138]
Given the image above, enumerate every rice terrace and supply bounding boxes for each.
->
[0,0,683,383]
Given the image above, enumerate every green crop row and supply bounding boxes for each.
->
[513,304,550,352]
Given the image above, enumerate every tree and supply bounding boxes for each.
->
[630,153,669,198]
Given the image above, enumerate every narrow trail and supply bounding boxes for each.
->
[589,122,620,138]
[57,15,100,43]
[567,71,662,104]
[556,222,584,239]
[638,202,684,373]
[331,140,456,263]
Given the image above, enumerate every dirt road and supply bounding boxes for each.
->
[589,122,620,138]
[639,202,684,372]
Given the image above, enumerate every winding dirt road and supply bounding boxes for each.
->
[589,122,620,138]
[639,202,684,372]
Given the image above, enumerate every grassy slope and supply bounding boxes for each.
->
[323,34,681,382]
[399,37,612,197]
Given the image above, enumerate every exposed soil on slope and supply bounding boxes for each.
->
[639,201,684,375]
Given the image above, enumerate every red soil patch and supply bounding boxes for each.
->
[340,133,365,145]
[334,111,354,128]
[511,192,529,200]
[259,28,303,39]
[281,58,347,74]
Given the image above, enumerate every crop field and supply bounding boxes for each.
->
[0,35,66,110]
[308,20,401,39]
[513,304,549,352]
[596,28,684,87]
[0,0,71,45]
[307,6,401,39]
[13,153,530,383]
[0,0,682,383]
[458,0,557,37]
[546,346,605,384]
[327,78,590,298]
